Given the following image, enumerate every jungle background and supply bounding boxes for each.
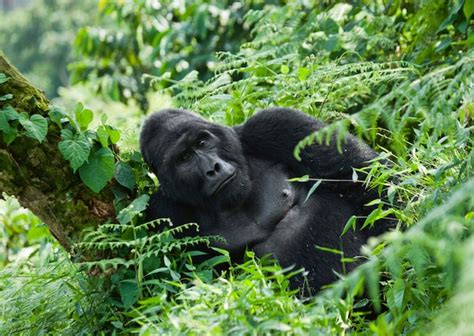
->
[0,0,473,334]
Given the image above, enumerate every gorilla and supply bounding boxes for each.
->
[140,107,388,292]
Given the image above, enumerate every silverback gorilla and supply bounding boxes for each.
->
[140,107,388,292]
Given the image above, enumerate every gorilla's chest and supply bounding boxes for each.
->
[246,161,298,231]
[217,160,302,233]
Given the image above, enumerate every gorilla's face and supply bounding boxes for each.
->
[140,109,251,209]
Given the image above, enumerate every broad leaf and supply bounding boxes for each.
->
[115,162,135,190]
[48,106,67,127]
[117,194,149,224]
[76,107,93,130]
[19,113,48,143]
[0,112,10,132]
[464,0,474,20]
[96,125,109,147]
[107,127,121,144]
[2,127,18,145]
[2,105,19,120]
[79,147,115,193]
[58,129,91,172]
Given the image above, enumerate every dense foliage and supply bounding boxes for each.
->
[0,0,473,334]
[0,0,96,98]
[71,0,278,110]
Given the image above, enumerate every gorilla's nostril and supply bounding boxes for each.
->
[214,162,221,173]
[206,170,216,177]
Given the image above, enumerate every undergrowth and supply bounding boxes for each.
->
[1,0,473,335]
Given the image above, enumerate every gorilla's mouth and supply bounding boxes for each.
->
[213,172,237,195]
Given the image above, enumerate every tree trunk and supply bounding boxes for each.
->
[0,52,116,252]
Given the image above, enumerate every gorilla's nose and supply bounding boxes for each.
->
[206,162,221,177]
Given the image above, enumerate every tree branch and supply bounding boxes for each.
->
[0,52,118,252]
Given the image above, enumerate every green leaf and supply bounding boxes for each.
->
[108,127,121,144]
[304,179,322,203]
[280,64,289,74]
[2,127,18,145]
[297,67,310,82]
[119,280,138,308]
[0,94,12,101]
[0,112,10,132]
[19,113,48,143]
[315,245,343,255]
[341,215,357,237]
[2,105,19,120]
[79,147,115,193]
[115,162,135,190]
[361,207,382,229]
[288,175,310,182]
[58,129,91,172]
[76,107,93,131]
[96,125,109,147]
[464,0,474,19]
[365,199,382,207]
[48,106,67,127]
[117,194,149,224]
[438,0,464,32]
[0,73,9,84]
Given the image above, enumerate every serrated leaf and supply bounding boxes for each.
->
[304,179,322,203]
[79,148,115,193]
[59,130,91,172]
[19,113,48,142]
[76,107,93,130]
[96,125,109,147]
[115,162,135,190]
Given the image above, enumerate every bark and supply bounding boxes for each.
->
[0,52,117,252]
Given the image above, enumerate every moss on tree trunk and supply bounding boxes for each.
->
[0,52,117,252]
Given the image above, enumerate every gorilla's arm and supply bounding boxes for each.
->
[237,107,378,180]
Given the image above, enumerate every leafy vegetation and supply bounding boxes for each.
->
[0,0,96,98]
[71,0,280,110]
[0,0,473,334]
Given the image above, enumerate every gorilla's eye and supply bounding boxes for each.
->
[196,132,210,148]
[197,139,206,148]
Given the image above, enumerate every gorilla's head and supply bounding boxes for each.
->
[140,109,251,209]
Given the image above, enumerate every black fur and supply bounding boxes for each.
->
[140,107,388,292]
